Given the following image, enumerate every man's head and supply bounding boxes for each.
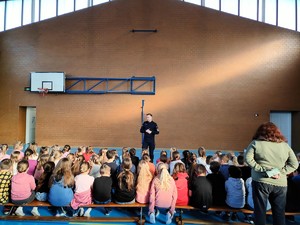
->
[146,113,153,122]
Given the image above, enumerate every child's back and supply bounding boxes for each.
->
[189,164,212,210]
[93,164,112,203]
[225,166,245,209]
[0,159,12,204]
[206,161,226,206]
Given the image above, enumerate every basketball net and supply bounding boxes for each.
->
[37,88,49,96]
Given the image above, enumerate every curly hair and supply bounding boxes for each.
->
[252,122,287,143]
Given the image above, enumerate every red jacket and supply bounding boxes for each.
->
[174,172,189,205]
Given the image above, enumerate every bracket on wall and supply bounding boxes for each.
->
[65,76,156,95]
[131,29,158,33]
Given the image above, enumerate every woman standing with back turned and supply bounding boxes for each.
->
[245,122,298,225]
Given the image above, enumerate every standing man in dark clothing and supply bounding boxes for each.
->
[140,113,159,162]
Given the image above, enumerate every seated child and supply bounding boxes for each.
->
[71,162,95,217]
[114,158,136,204]
[11,160,36,216]
[0,159,13,215]
[206,161,226,206]
[48,158,74,217]
[32,161,55,216]
[149,163,177,224]
[224,165,245,221]
[136,160,154,204]
[24,149,38,176]
[172,163,189,206]
[0,144,10,161]
[189,164,212,211]
[169,151,184,175]
[93,164,113,215]
[89,154,101,178]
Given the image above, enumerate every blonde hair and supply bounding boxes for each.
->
[136,160,153,192]
[156,163,172,191]
[50,158,74,187]
[36,154,50,170]
[10,151,21,163]
[29,142,39,157]
[17,160,29,173]
[173,162,186,174]
[14,141,23,150]
[49,149,62,162]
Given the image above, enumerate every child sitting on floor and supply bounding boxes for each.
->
[11,160,36,216]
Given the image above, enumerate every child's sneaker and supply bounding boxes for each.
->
[15,207,25,216]
[31,207,40,216]
[55,207,66,217]
[104,208,111,216]
[83,208,91,217]
[155,209,160,217]
[165,212,172,225]
[3,206,12,215]
[149,212,156,224]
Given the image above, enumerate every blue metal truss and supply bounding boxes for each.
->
[65,76,155,95]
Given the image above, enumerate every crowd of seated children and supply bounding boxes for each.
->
[2,143,300,224]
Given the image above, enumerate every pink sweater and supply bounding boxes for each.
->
[11,172,36,200]
[149,177,178,214]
